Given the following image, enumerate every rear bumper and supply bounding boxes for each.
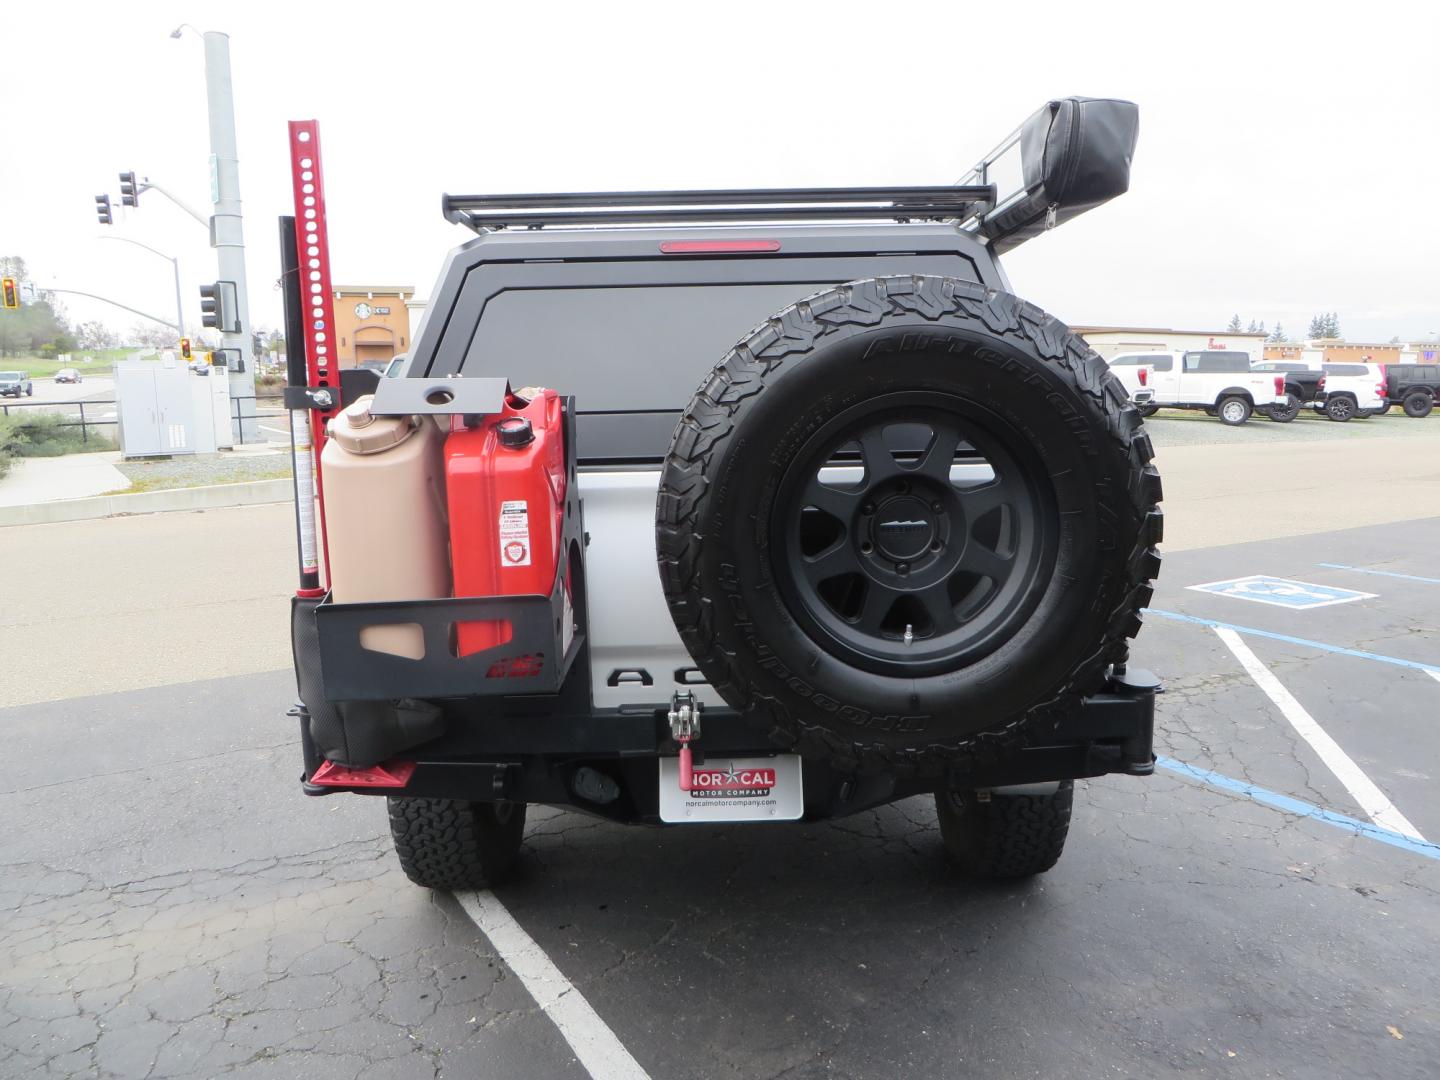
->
[292,651,1159,822]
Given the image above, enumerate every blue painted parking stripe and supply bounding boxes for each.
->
[1143,608,1440,675]
[1318,563,1440,586]
[1157,756,1440,862]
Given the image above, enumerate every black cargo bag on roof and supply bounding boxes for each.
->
[981,97,1139,254]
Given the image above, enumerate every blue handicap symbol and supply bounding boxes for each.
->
[1186,575,1376,610]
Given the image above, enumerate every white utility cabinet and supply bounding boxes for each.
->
[115,360,208,459]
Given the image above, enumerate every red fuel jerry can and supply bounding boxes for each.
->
[446,388,567,658]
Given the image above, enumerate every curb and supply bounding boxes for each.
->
[0,478,292,528]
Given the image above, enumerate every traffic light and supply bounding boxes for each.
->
[119,171,140,207]
[200,283,219,329]
[180,338,192,360]
[199,280,238,332]
[95,194,113,225]
[1,277,18,310]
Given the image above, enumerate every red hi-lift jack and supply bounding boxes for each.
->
[284,119,342,600]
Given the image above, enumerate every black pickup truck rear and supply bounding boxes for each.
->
[1252,362,1324,420]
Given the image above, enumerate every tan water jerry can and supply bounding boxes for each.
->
[320,395,450,660]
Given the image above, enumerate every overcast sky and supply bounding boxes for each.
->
[5,1,1437,345]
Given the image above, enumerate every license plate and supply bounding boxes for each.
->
[658,755,803,824]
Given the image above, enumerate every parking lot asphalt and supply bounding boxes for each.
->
[3,513,1438,1079]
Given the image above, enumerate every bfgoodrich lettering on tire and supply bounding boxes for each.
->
[656,276,1163,776]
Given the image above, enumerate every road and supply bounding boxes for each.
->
[2,418,1439,1078]
[22,376,115,404]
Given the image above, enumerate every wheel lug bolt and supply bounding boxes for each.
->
[862,503,875,515]
[897,563,909,575]
[860,541,873,554]
[930,541,941,552]
[931,501,942,512]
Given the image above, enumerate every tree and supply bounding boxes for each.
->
[129,323,178,349]
[1267,323,1289,343]
[1227,313,1243,332]
[77,321,118,350]
[0,257,84,359]
[1389,335,1401,344]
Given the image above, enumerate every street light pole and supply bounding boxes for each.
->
[172,25,257,441]
[41,288,178,331]
[97,235,185,340]
[134,180,209,230]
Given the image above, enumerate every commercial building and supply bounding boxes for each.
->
[1264,340,1440,365]
[1073,326,1269,361]
[330,286,415,368]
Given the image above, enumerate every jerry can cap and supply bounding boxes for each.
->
[329,395,419,454]
[497,416,535,448]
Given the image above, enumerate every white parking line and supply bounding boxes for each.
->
[1215,627,1424,841]
[455,890,650,1080]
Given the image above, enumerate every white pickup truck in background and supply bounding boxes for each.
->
[1107,350,1288,425]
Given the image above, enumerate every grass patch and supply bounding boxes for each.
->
[0,413,116,479]
[0,348,143,381]
[115,450,293,494]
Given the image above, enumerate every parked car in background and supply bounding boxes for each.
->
[0,370,34,397]
[1107,350,1288,425]
[1385,364,1440,418]
[1251,361,1324,421]
[1317,363,1387,422]
[53,368,82,384]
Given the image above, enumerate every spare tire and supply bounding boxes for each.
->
[656,276,1162,776]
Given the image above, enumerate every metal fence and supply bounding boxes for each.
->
[0,394,286,446]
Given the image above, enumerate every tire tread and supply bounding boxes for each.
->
[936,782,1074,878]
[387,797,525,890]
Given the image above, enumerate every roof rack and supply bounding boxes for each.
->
[441,186,996,233]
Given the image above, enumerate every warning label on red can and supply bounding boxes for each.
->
[499,500,531,567]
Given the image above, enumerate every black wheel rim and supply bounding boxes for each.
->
[771,391,1058,678]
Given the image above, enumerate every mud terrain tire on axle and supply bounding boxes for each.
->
[656,276,1163,776]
